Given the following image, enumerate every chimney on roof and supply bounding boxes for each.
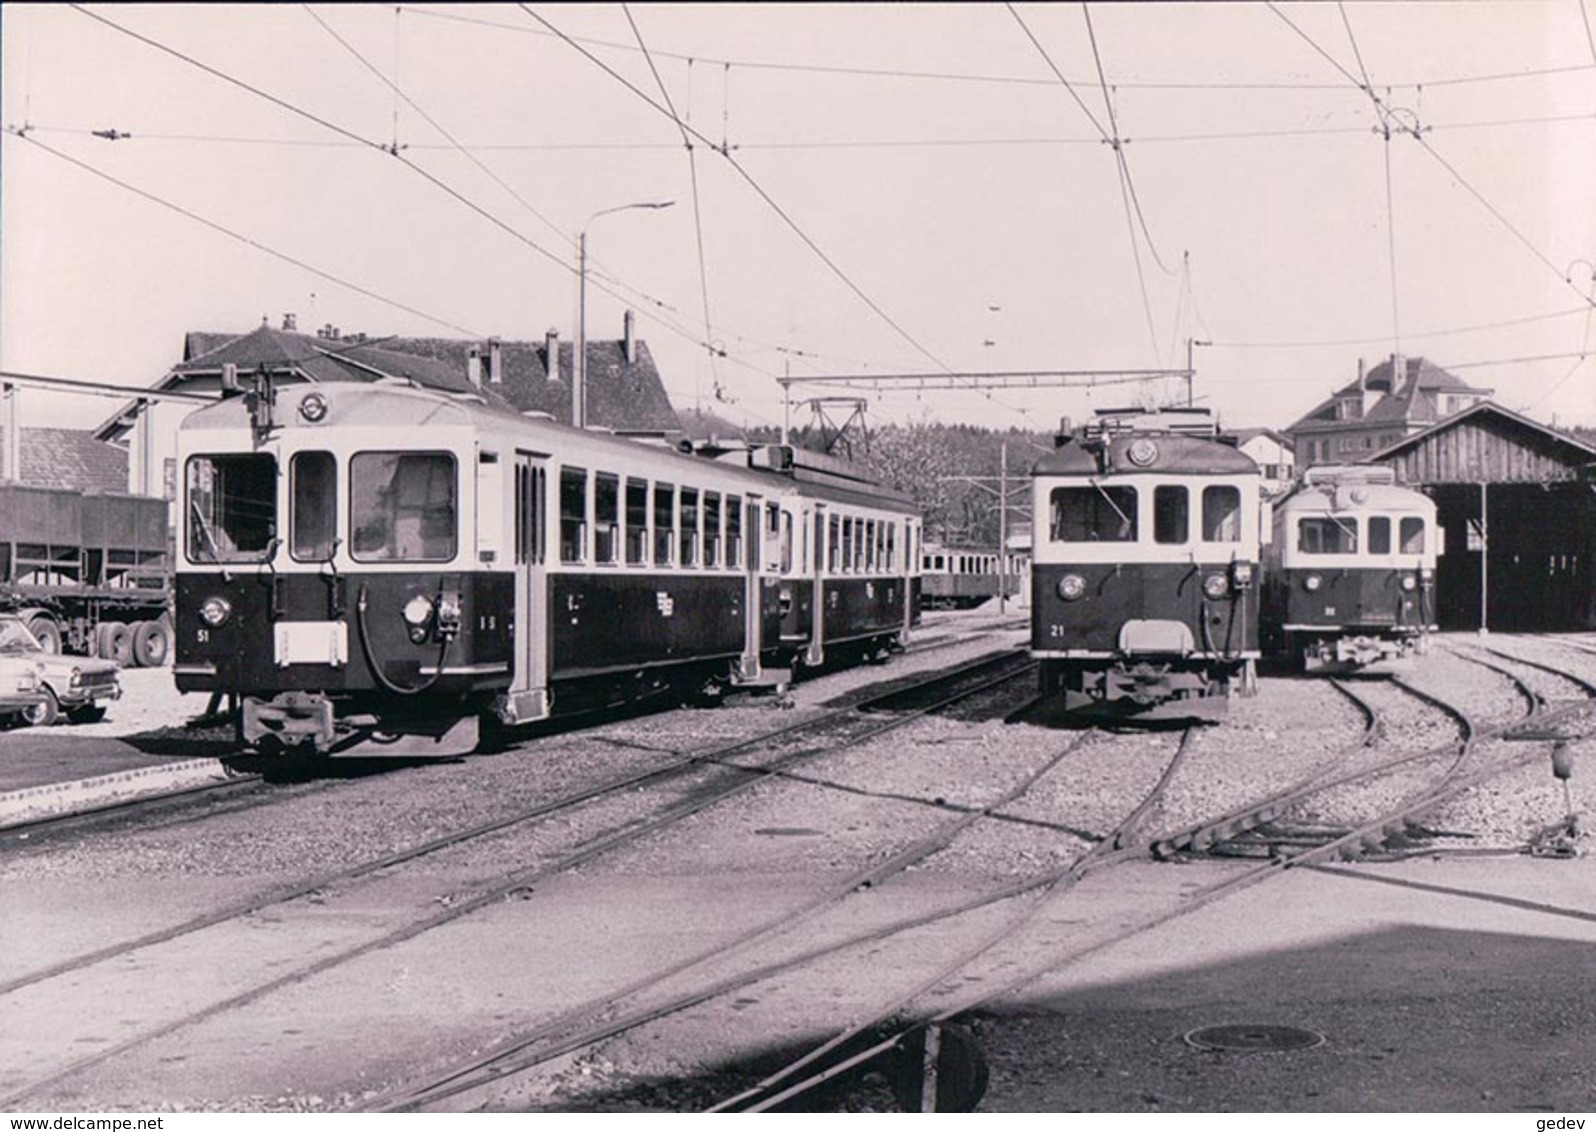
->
[623,309,637,365]
[282,313,297,332]
[488,337,503,384]
[545,328,560,382]
[467,345,483,387]
[1390,351,1406,392]
[1357,357,1370,416]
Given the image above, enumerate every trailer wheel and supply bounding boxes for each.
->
[97,622,133,667]
[132,620,170,667]
[26,616,62,655]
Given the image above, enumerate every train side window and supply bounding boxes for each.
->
[349,452,457,562]
[559,467,588,564]
[828,515,841,572]
[680,487,700,567]
[1399,517,1425,554]
[726,495,743,565]
[290,451,337,562]
[187,453,278,563]
[654,483,675,566]
[1368,516,1392,555]
[1050,485,1137,542]
[625,478,648,565]
[780,510,793,573]
[594,473,619,565]
[704,492,722,568]
[1201,486,1242,543]
[841,518,854,574]
[764,502,783,573]
[1154,486,1189,544]
[1298,516,1357,554]
[886,523,896,572]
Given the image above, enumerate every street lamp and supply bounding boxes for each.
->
[576,200,675,428]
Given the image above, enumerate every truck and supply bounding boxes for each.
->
[0,483,173,666]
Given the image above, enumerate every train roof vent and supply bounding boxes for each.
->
[1083,406,1218,440]
[1302,464,1395,486]
[748,444,796,473]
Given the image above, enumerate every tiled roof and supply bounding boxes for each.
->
[1287,356,1492,434]
[0,427,128,492]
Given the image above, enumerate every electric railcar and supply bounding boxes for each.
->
[173,378,920,756]
[1261,464,1439,674]
[920,545,1024,610]
[1029,408,1264,722]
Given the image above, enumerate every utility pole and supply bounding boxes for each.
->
[998,442,1008,614]
[1185,338,1210,408]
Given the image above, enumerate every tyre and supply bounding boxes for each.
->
[26,616,62,655]
[25,688,60,728]
[132,620,170,667]
[97,622,133,667]
[66,704,108,725]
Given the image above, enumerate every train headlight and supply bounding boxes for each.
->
[1057,573,1087,601]
[1202,573,1230,600]
[199,596,232,627]
[298,392,329,423]
[1400,574,1417,591]
[1303,574,1322,592]
[402,594,435,643]
[435,590,463,638]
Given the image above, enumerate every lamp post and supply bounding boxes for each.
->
[576,199,674,428]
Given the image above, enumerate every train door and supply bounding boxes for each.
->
[738,495,764,682]
[508,452,551,722]
[808,502,827,667]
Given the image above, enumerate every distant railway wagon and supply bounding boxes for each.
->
[1261,464,1440,674]
[174,378,920,756]
[1029,408,1263,722]
[920,545,1023,610]
[0,483,172,666]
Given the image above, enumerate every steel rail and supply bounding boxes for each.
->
[0,648,1038,1108]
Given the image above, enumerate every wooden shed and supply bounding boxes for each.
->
[1372,403,1596,631]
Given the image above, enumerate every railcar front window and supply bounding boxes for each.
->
[1400,517,1426,554]
[1050,485,1138,542]
[1297,516,1358,555]
[186,454,277,564]
[290,451,337,561]
[1368,517,1392,555]
[1154,486,1189,544]
[1202,486,1242,543]
[350,452,457,562]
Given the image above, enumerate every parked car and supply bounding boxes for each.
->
[0,613,121,725]
[0,648,47,728]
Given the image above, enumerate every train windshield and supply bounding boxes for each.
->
[1297,516,1358,554]
[350,452,457,562]
[186,454,278,564]
[1051,484,1137,542]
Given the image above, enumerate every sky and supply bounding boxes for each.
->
[3,2,1594,439]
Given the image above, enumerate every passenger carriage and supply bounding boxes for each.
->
[1028,408,1264,722]
[1261,464,1439,674]
[920,544,1023,610]
[174,378,918,756]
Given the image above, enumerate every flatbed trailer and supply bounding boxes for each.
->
[0,483,173,665]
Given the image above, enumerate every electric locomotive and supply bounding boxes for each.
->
[1029,408,1263,722]
[173,377,920,757]
[1261,464,1439,673]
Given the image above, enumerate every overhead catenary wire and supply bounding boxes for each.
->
[519,3,959,380]
[1338,3,1404,355]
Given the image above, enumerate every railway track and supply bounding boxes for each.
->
[0,646,1040,1108]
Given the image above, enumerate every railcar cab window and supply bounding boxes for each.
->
[726,495,743,566]
[1368,516,1392,555]
[560,467,587,564]
[1154,486,1188,544]
[594,472,620,565]
[1400,517,1425,554]
[290,451,337,561]
[1298,516,1358,555]
[186,453,277,564]
[1202,486,1242,543]
[654,483,675,566]
[351,452,457,561]
[1051,485,1137,542]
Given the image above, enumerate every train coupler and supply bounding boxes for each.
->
[241,692,336,751]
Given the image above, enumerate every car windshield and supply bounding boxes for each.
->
[0,619,41,654]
